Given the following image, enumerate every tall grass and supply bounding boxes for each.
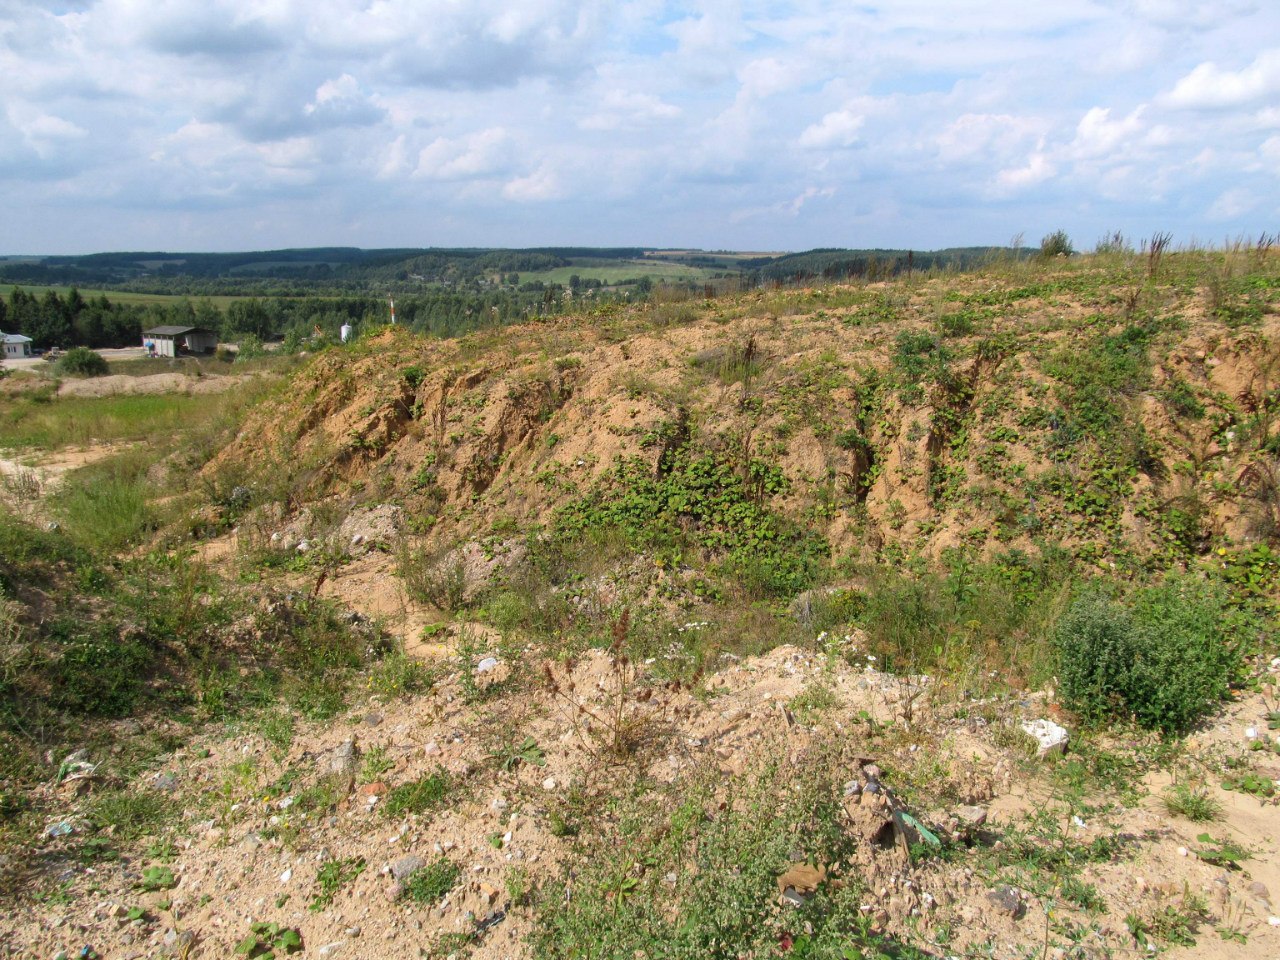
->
[50,449,156,552]
[0,394,208,450]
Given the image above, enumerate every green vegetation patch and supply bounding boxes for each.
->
[557,445,828,599]
[1055,576,1254,734]
[532,749,923,960]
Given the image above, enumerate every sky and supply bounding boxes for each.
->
[1,0,1278,254]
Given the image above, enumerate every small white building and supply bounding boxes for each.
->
[2,332,33,359]
[142,325,219,358]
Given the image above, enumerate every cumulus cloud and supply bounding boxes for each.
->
[1164,48,1280,108]
[798,109,864,149]
[0,0,1277,251]
[413,128,513,181]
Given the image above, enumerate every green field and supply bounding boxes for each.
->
[4,284,248,309]
[507,259,722,286]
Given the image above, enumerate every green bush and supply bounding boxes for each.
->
[56,347,109,377]
[1040,230,1075,258]
[1056,578,1246,734]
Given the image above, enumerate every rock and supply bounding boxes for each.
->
[777,864,826,900]
[152,773,178,792]
[953,805,988,831]
[424,742,442,757]
[780,888,808,907]
[318,943,343,957]
[541,777,557,791]
[364,713,383,727]
[476,657,499,675]
[986,885,1025,920]
[357,782,388,797]
[390,855,425,880]
[328,738,359,776]
[1020,719,1069,758]
[1249,881,1271,901]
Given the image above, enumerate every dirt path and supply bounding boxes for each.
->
[57,372,250,397]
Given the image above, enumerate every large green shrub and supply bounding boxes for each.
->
[1056,578,1246,734]
[55,347,109,377]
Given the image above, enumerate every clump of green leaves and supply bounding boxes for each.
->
[557,448,827,599]
[401,858,461,904]
[383,769,452,818]
[309,856,366,911]
[492,735,546,771]
[1055,577,1249,734]
[1194,833,1252,869]
[235,921,302,958]
[138,865,176,891]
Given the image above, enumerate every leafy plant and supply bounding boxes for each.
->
[1055,578,1246,734]
[139,865,177,891]
[309,856,366,911]
[1194,833,1252,869]
[1221,770,1276,799]
[493,735,546,772]
[359,745,394,784]
[55,347,109,377]
[235,921,303,958]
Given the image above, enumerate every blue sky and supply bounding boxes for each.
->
[1,1,1277,253]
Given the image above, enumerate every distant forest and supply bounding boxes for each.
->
[0,245,1020,350]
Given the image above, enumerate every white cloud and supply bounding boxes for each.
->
[996,150,1055,191]
[1,0,1278,251]
[1164,48,1280,108]
[1207,187,1256,220]
[413,128,513,181]
[502,165,561,202]
[798,109,864,149]
[580,90,681,131]
[1069,106,1146,159]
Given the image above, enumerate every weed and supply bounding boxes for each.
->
[400,858,461,904]
[1162,784,1222,822]
[492,735,546,772]
[138,866,176,892]
[366,650,434,699]
[543,610,670,760]
[397,541,470,612]
[1194,833,1252,869]
[235,921,303,957]
[1055,578,1248,734]
[309,856,366,911]
[533,745,899,960]
[383,769,452,818]
[359,745,394,785]
[788,682,839,725]
[1220,770,1276,799]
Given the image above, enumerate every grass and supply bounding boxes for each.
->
[1162,784,1222,822]
[0,393,212,450]
[400,858,461,903]
[383,769,453,818]
[533,744,927,960]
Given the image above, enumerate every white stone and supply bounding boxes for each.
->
[1020,718,1069,758]
[541,777,557,791]
[476,657,499,674]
